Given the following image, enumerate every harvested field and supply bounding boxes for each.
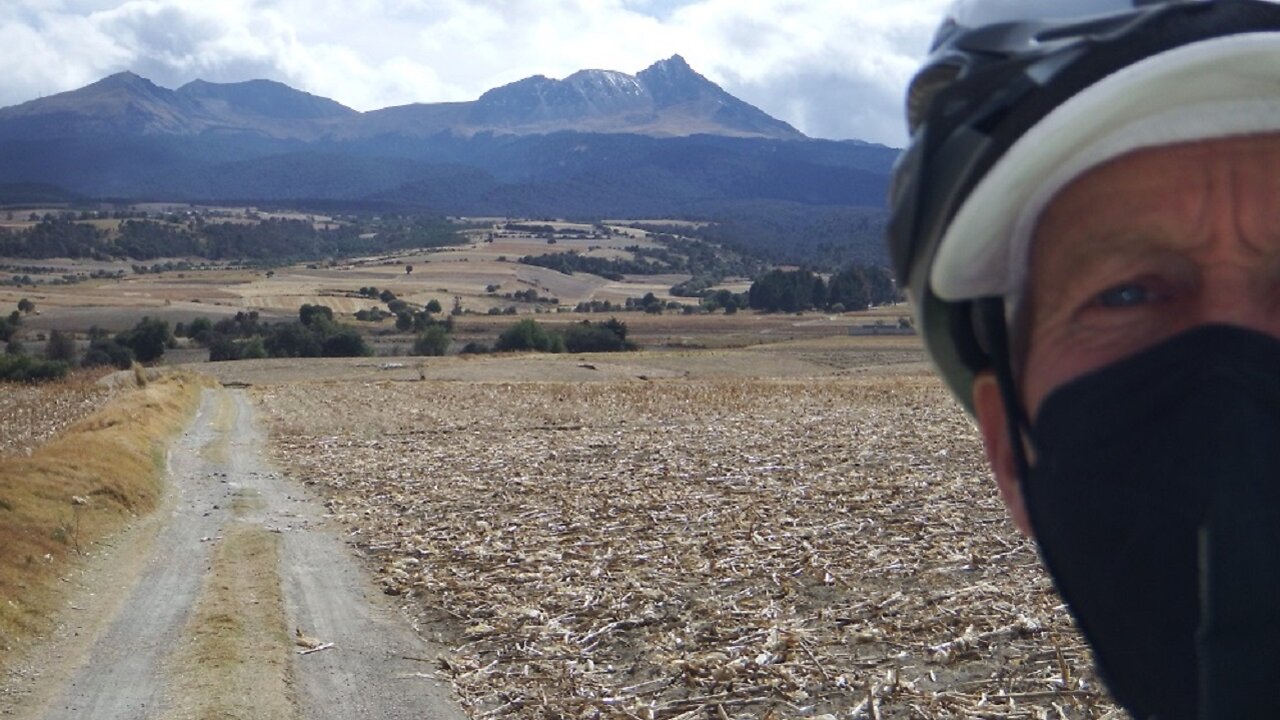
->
[259,374,1120,718]
[0,371,117,458]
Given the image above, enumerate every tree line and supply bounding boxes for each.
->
[747,265,898,313]
[0,214,462,262]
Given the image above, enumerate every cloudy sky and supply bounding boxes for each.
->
[1,0,950,146]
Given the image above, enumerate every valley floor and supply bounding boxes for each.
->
[251,341,1118,719]
[0,338,1120,719]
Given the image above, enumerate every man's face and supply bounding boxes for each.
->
[974,132,1280,533]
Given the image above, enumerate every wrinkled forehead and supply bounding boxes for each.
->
[1024,133,1280,306]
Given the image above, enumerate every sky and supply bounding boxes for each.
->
[0,0,951,147]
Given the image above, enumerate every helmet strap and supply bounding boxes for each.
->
[976,298,1035,482]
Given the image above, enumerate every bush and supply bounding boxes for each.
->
[413,326,450,356]
[209,335,269,362]
[45,330,76,362]
[495,319,564,353]
[0,354,69,382]
[320,328,371,358]
[116,317,171,363]
[81,337,134,369]
[299,304,334,327]
[563,319,635,353]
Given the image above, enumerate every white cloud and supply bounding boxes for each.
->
[0,0,950,145]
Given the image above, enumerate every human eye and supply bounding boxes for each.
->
[1094,282,1152,309]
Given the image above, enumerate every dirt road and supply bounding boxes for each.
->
[1,388,463,720]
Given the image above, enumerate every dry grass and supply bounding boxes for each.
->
[0,372,207,655]
[260,375,1120,719]
[166,521,298,720]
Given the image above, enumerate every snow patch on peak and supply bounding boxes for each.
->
[567,70,644,96]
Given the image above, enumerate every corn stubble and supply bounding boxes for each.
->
[261,377,1119,719]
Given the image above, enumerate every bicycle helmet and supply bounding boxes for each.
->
[888,0,1280,414]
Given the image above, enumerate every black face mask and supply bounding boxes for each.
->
[1021,325,1280,720]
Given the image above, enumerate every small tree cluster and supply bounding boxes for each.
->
[495,319,565,353]
[491,318,635,355]
[563,319,634,353]
[412,326,451,356]
[747,265,898,313]
[701,289,749,314]
[190,305,372,363]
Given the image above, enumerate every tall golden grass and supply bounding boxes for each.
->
[0,371,207,653]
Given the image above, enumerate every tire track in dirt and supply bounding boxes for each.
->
[13,388,463,720]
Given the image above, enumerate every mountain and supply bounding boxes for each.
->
[0,58,898,264]
[457,55,802,138]
[0,57,798,142]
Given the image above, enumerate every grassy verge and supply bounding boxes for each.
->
[0,371,208,657]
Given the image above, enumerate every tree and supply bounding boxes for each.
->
[17,298,34,314]
[413,326,450,356]
[748,269,826,312]
[187,317,214,345]
[563,320,635,353]
[117,317,171,363]
[827,266,870,311]
[425,299,443,314]
[82,337,133,369]
[320,328,370,357]
[495,319,564,353]
[405,264,413,275]
[45,330,76,363]
[299,304,334,327]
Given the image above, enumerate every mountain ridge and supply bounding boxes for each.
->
[0,56,803,141]
[0,57,897,267]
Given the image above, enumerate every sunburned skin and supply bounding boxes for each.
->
[972,132,1280,536]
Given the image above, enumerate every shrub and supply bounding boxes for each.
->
[563,320,635,353]
[299,304,334,327]
[320,328,370,358]
[116,317,171,363]
[413,326,450,357]
[495,319,564,353]
[45,330,76,362]
[81,337,134,369]
[0,354,69,382]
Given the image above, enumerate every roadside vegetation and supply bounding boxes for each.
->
[0,371,207,658]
